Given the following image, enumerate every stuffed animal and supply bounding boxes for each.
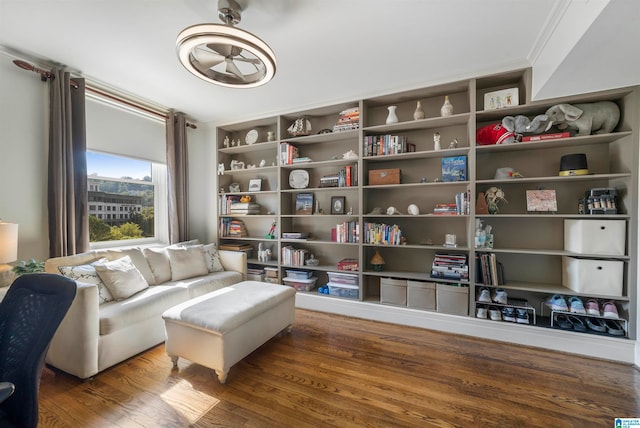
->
[544,101,620,136]
[476,123,515,145]
[502,114,549,136]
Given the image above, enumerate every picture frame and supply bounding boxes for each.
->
[295,193,314,215]
[484,88,519,111]
[526,189,558,213]
[330,196,346,215]
[248,178,262,192]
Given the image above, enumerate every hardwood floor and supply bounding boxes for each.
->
[38,309,638,427]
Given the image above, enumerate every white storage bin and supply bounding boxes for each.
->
[407,280,435,311]
[436,284,469,316]
[564,219,625,256]
[562,256,623,296]
[380,277,407,306]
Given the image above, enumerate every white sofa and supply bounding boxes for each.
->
[44,242,247,379]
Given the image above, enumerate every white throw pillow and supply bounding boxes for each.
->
[143,247,172,284]
[58,258,114,304]
[203,243,224,272]
[167,245,208,281]
[94,255,149,300]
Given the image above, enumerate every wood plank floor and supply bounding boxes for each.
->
[38,309,639,427]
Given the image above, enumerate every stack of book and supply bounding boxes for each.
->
[219,195,240,215]
[279,142,300,165]
[218,218,248,237]
[332,220,360,243]
[320,174,340,187]
[281,246,308,266]
[363,222,402,245]
[476,253,505,286]
[431,253,469,280]
[282,232,310,240]
[333,107,359,132]
[433,203,458,215]
[229,202,261,215]
[219,242,253,256]
[433,192,470,215]
[363,135,415,157]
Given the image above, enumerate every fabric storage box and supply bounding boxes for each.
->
[436,283,469,316]
[368,168,401,185]
[264,267,279,278]
[327,283,359,299]
[264,277,280,284]
[380,277,407,306]
[562,257,623,296]
[407,280,436,311]
[564,219,625,256]
[283,276,318,292]
[246,273,265,282]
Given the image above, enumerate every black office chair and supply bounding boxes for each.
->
[0,273,76,428]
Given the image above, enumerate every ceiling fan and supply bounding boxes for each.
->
[176,0,276,88]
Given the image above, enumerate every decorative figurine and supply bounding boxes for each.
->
[449,138,459,149]
[259,159,266,167]
[267,131,276,141]
[420,177,428,183]
[342,149,358,160]
[370,249,385,271]
[407,204,420,215]
[223,136,230,148]
[434,132,441,151]
[217,163,225,175]
[265,221,276,239]
[485,186,508,214]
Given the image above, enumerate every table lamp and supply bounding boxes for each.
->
[0,222,18,287]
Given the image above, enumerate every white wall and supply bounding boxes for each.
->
[187,122,216,243]
[0,54,49,261]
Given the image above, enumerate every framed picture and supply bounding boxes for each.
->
[330,196,346,215]
[295,193,314,215]
[484,88,519,111]
[526,190,558,212]
[248,178,262,192]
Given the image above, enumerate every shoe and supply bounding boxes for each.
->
[605,319,625,336]
[585,299,600,316]
[476,305,488,319]
[567,315,587,332]
[555,314,572,329]
[488,306,502,321]
[493,288,508,304]
[602,301,619,319]
[502,307,516,322]
[546,294,569,312]
[586,317,607,333]
[567,296,586,314]
[478,287,492,303]
[516,309,529,324]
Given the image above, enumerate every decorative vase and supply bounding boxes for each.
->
[413,101,425,120]
[267,131,275,141]
[440,96,454,117]
[386,105,399,124]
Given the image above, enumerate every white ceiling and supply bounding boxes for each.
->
[1,0,638,126]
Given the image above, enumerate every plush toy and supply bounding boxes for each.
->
[476,123,515,145]
[544,101,620,136]
[502,114,549,136]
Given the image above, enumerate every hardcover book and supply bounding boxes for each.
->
[442,156,467,182]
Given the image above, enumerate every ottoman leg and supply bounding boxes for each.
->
[286,324,293,334]
[215,369,229,384]
[170,356,179,368]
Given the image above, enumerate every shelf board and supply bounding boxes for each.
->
[362,243,469,251]
[499,281,629,301]
[363,113,471,132]
[475,213,630,219]
[220,214,277,218]
[281,239,358,245]
[222,166,278,175]
[282,129,359,144]
[219,190,278,196]
[363,270,470,284]
[281,158,357,169]
[281,214,359,218]
[364,181,469,190]
[247,258,279,267]
[363,147,469,162]
[476,172,631,185]
[281,187,358,193]
[475,131,632,153]
[363,214,469,219]
[219,141,278,154]
[476,247,629,260]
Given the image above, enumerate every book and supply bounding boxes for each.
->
[442,156,467,182]
[295,193,314,215]
[521,132,570,142]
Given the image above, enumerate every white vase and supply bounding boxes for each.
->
[413,101,425,120]
[386,105,399,124]
[440,96,454,117]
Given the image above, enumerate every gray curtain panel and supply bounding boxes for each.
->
[47,70,89,257]
[166,111,189,244]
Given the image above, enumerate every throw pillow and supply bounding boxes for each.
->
[94,255,149,301]
[203,243,224,272]
[143,247,172,284]
[58,258,114,304]
[167,245,208,281]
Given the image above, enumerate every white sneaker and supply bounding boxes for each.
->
[488,306,502,321]
[478,287,492,303]
[493,288,508,305]
[476,305,488,319]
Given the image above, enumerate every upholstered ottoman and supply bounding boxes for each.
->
[162,280,296,383]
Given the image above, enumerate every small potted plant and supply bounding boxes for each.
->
[12,259,45,276]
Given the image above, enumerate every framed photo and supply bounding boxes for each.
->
[248,178,262,192]
[330,196,346,215]
[526,190,558,212]
[484,88,519,111]
[295,193,314,215]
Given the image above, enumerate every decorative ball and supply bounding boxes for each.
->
[407,204,420,215]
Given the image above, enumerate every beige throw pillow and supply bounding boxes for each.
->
[143,247,172,284]
[94,255,149,300]
[167,245,208,281]
[203,243,224,272]
[58,258,114,305]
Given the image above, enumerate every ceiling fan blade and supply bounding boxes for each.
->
[233,56,262,65]
[225,59,246,81]
[207,43,232,57]
[194,46,226,69]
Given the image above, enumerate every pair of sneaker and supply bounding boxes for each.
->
[478,287,507,304]
[476,305,502,321]
[585,299,619,318]
[502,307,529,324]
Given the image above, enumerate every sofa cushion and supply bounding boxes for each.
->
[175,270,244,298]
[58,258,114,304]
[94,256,149,301]
[203,243,224,273]
[94,247,156,285]
[167,245,208,281]
[143,247,172,284]
[99,285,189,335]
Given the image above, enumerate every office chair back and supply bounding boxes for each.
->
[0,273,76,428]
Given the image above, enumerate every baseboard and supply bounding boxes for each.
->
[295,293,635,364]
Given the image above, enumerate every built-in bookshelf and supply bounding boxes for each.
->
[216,68,638,361]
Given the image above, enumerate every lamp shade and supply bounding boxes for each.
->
[0,222,18,264]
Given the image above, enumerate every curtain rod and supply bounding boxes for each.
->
[13,59,197,129]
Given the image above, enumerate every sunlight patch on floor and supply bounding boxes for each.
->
[160,379,220,423]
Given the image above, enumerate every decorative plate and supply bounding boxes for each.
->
[289,169,309,189]
[245,129,259,145]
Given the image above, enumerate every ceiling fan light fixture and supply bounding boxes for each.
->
[176,3,276,88]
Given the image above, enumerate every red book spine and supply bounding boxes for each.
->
[346,165,352,187]
[521,132,570,142]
